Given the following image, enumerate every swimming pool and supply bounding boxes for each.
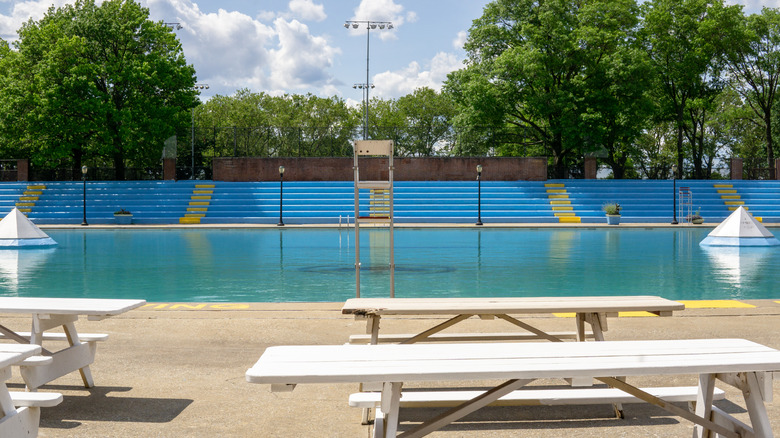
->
[1,228,778,302]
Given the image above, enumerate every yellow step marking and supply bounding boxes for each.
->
[756,217,763,222]
[191,195,211,200]
[679,300,755,309]
[19,196,38,201]
[15,203,34,207]
[546,189,567,194]
[193,190,213,194]
[179,217,201,224]
[26,185,46,190]
[728,206,749,211]
[554,311,657,318]
[554,212,576,217]
[548,194,569,199]
[187,207,208,212]
[713,184,733,188]
[16,208,31,213]
[552,206,573,211]
[195,184,215,189]
[184,213,206,218]
[724,201,744,205]
[550,200,571,205]
[716,189,737,194]
[23,191,42,196]
[558,217,581,223]
[544,183,565,188]
[189,202,210,206]
[720,195,741,199]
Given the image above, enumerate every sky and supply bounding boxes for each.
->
[1,0,779,106]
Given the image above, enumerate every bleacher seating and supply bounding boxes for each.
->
[1,179,779,225]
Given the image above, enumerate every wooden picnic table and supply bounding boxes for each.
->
[0,344,57,436]
[341,296,685,344]
[0,297,146,389]
[246,338,780,438]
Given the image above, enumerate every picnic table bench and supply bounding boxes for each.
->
[0,344,62,437]
[247,338,780,438]
[0,297,145,389]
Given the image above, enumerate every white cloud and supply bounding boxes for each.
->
[288,0,325,22]
[348,0,412,41]
[453,30,467,50]
[268,17,340,91]
[0,0,72,41]
[373,51,462,97]
[725,0,780,12]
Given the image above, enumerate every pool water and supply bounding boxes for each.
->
[1,228,778,302]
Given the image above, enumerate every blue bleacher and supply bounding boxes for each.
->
[1,179,779,225]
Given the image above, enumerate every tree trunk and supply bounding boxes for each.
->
[766,113,775,180]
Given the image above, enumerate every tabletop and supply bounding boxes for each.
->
[247,338,780,385]
[341,296,685,317]
[0,297,146,316]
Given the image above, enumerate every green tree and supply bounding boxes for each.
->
[0,0,198,179]
[724,8,780,178]
[639,0,742,179]
[445,0,648,178]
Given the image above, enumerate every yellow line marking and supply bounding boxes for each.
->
[140,303,251,310]
[554,311,658,318]
[544,183,565,188]
[193,190,213,194]
[550,200,571,205]
[546,189,566,194]
[191,196,211,200]
[548,195,569,199]
[195,184,215,188]
[678,300,755,309]
[558,217,581,223]
[713,184,733,188]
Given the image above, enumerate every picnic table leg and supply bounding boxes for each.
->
[693,373,716,438]
[380,382,402,438]
[366,316,381,345]
[62,321,95,388]
[741,372,774,438]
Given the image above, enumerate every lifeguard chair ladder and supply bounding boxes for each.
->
[678,186,693,224]
[353,140,394,298]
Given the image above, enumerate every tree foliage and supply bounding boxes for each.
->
[0,0,197,179]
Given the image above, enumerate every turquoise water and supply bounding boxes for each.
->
[1,228,778,302]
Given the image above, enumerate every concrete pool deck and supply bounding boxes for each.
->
[0,300,777,437]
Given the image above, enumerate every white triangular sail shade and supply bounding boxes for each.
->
[701,206,779,246]
[0,208,49,239]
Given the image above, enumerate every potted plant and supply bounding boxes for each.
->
[687,208,704,224]
[114,208,133,225]
[602,202,621,225]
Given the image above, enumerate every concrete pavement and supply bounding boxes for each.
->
[1,300,779,437]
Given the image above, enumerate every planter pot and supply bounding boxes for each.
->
[114,214,133,225]
[692,218,704,224]
[606,214,621,225]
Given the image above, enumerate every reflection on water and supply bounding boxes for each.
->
[0,248,56,294]
[701,246,773,289]
[1,228,778,302]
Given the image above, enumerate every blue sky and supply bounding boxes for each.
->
[0,0,778,105]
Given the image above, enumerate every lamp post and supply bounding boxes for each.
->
[671,164,678,225]
[191,84,209,180]
[81,165,88,226]
[344,20,393,140]
[352,83,374,139]
[476,164,483,226]
[277,165,285,226]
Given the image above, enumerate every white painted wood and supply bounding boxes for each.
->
[381,382,402,438]
[0,332,108,342]
[10,391,62,408]
[20,342,96,390]
[693,373,717,438]
[348,331,592,344]
[711,405,755,438]
[341,295,684,316]
[0,297,145,316]
[742,372,774,438]
[0,345,41,369]
[19,356,53,367]
[348,386,727,408]
[0,407,41,438]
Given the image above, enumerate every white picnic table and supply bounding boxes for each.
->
[246,338,780,438]
[341,296,685,344]
[0,297,146,389]
[0,344,61,437]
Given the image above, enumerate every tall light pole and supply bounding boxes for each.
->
[192,84,209,179]
[344,20,392,140]
[277,165,285,227]
[352,83,374,139]
[476,164,483,226]
[671,164,678,225]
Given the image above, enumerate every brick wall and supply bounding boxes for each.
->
[212,157,548,181]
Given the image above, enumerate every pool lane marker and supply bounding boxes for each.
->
[554,300,757,318]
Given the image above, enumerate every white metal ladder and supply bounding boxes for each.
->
[353,140,395,298]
